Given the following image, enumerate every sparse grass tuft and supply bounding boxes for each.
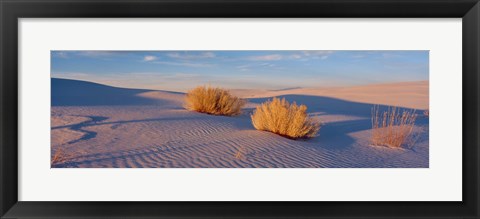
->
[51,148,69,166]
[251,97,320,139]
[184,85,247,116]
[371,105,417,148]
[234,146,246,159]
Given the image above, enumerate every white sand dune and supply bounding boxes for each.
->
[232,81,429,110]
[51,78,429,168]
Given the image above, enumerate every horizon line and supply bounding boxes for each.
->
[51,77,429,93]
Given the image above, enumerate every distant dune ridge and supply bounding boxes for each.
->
[51,78,182,106]
[51,78,429,168]
[231,80,429,110]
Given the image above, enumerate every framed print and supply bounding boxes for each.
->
[1,0,479,218]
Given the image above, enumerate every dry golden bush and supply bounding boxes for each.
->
[184,85,246,116]
[251,97,320,139]
[371,105,417,148]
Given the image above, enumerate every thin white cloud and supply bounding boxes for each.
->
[247,51,335,62]
[382,52,403,59]
[301,51,334,59]
[289,54,303,59]
[76,51,123,57]
[351,54,366,59]
[143,55,157,62]
[236,62,276,72]
[201,52,215,58]
[152,61,213,67]
[167,52,216,59]
[51,72,90,78]
[248,54,283,61]
[52,51,126,60]
[52,51,69,59]
[236,64,250,69]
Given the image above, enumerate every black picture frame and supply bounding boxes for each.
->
[1,0,479,218]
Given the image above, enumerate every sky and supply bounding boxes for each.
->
[51,50,429,92]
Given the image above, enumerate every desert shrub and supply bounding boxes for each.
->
[184,85,246,116]
[251,97,320,139]
[371,105,417,148]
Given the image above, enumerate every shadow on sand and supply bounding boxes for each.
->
[248,94,425,117]
[52,78,183,106]
[246,95,428,150]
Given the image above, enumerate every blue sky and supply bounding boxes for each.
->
[51,50,428,92]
